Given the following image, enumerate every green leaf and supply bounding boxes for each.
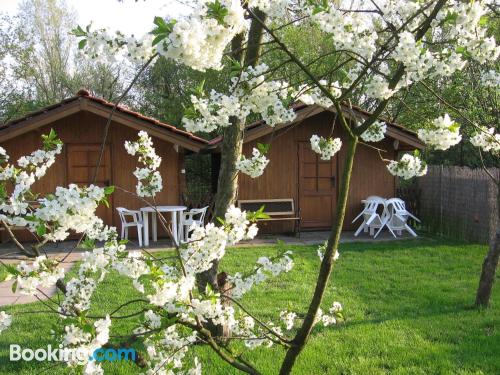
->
[11,280,17,293]
[78,39,87,50]
[479,15,488,27]
[104,186,115,195]
[206,0,229,26]
[153,16,168,29]
[152,34,166,46]
[70,25,87,37]
[2,263,19,277]
[183,107,199,120]
[190,80,205,97]
[36,224,46,237]
[80,237,96,250]
[101,197,110,208]
[247,205,270,221]
[256,143,270,155]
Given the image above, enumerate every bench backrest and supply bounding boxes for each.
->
[237,199,295,216]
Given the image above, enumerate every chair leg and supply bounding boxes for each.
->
[374,225,385,238]
[137,226,143,247]
[124,227,129,240]
[121,227,125,240]
[405,224,418,237]
[387,226,397,238]
[354,222,366,237]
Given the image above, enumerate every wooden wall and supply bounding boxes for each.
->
[1,111,184,239]
[238,111,397,232]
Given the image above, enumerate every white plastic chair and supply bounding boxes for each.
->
[180,206,209,243]
[385,198,420,237]
[353,198,389,238]
[116,207,144,246]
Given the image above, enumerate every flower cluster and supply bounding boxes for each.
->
[418,114,461,151]
[182,64,296,133]
[306,1,499,100]
[182,205,258,274]
[315,301,343,327]
[182,90,240,132]
[156,0,247,71]
[143,325,200,373]
[280,310,297,330]
[61,315,111,372]
[316,240,340,263]
[125,131,163,197]
[387,153,427,180]
[310,5,377,61]
[77,27,154,64]
[236,147,270,178]
[0,130,63,220]
[30,184,110,242]
[360,121,387,143]
[0,131,113,244]
[247,0,289,19]
[228,251,294,298]
[0,311,11,334]
[470,127,500,154]
[297,81,341,108]
[14,255,65,295]
[310,135,342,160]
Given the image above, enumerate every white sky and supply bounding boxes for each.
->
[0,0,192,36]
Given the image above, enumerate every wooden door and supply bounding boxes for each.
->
[298,141,337,229]
[66,144,113,225]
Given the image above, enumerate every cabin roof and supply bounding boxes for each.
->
[0,89,209,152]
[209,103,425,150]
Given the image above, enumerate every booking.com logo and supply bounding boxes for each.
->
[10,344,136,363]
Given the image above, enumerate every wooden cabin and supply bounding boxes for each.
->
[0,90,208,240]
[211,104,424,233]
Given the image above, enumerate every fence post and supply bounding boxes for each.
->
[439,165,443,236]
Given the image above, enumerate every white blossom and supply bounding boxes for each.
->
[0,311,11,334]
[418,114,461,150]
[297,81,341,108]
[236,148,269,178]
[125,131,163,197]
[387,153,427,180]
[470,127,500,154]
[360,121,387,143]
[280,310,297,330]
[156,0,247,71]
[310,135,342,160]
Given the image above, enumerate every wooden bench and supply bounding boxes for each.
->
[237,199,301,237]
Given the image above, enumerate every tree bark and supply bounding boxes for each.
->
[475,184,500,307]
[279,135,358,375]
[198,10,267,293]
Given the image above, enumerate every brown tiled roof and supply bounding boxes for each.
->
[0,89,209,145]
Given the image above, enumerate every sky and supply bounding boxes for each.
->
[0,0,191,36]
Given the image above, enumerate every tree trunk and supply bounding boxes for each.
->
[475,184,500,307]
[198,10,267,293]
[279,135,358,375]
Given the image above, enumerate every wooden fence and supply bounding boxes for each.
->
[416,166,498,244]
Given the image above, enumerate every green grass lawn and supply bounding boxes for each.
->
[1,238,499,374]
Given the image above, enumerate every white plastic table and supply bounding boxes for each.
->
[140,206,187,246]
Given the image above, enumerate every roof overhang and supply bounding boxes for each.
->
[0,96,208,152]
[209,103,425,151]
